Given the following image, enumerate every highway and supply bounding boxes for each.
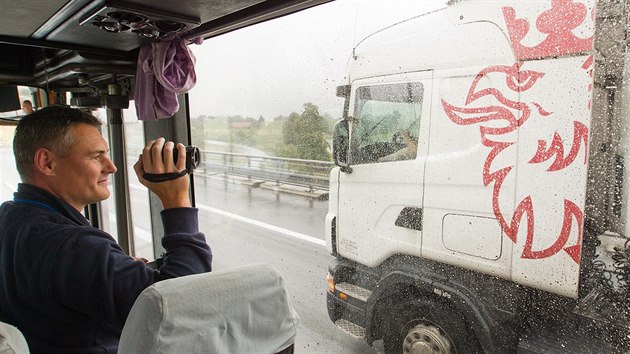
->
[1,148,381,353]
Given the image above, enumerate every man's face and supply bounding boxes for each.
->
[22,102,33,114]
[50,124,117,211]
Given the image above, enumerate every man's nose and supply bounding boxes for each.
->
[105,157,118,173]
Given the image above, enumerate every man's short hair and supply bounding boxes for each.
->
[13,106,102,180]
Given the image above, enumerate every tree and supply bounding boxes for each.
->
[280,103,331,161]
[282,112,302,146]
[228,115,258,147]
[190,116,205,148]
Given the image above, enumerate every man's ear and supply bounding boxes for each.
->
[33,148,56,176]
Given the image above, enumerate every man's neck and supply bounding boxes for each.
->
[22,179,84,212]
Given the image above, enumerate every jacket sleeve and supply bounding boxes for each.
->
[50,207,212,329]
[157,207,213,279]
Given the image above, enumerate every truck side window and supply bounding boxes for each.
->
[350,82,423,165]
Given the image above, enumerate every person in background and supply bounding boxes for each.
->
[0,106,212,354]
[378,130,419,162]
[21,100,33,114]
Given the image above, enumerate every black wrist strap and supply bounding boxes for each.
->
[143,170,187,183]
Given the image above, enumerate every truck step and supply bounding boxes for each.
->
[335,282,371,302]
[335,319,366,339]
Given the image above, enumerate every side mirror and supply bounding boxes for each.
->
[332,119,352,173]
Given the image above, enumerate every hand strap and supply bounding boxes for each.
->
[143,170,187,183]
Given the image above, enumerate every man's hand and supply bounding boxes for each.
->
[133,137,192,209]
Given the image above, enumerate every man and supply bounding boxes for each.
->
[0,106,212,353]
[378,130,419,162]
[21,100,33,114]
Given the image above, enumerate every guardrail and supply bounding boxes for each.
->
[199,150,334,191]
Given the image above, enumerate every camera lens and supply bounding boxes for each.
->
[190,147,200,168]
[173,145,200,173]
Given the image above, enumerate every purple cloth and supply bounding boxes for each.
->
[135,38,201,121]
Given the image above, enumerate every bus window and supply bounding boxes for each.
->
[186,2,447,352]
[94,106,153,260]
[123,106,154,260]
[0,125,17,203]
[0,85,45,208]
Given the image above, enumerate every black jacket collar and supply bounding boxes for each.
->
[14,183,91,226]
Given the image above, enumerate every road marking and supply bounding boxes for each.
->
[196,203,326,246]
[129,182,326,247]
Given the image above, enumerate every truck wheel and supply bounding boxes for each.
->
[383,297,477,354]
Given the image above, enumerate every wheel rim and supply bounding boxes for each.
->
[402,323,453,354]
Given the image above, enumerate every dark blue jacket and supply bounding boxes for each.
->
[0,184,213,354]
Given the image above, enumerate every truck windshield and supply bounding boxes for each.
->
[350,82,423,164]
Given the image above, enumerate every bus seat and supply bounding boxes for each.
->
[0,321,29,354]
[118,263,299,354]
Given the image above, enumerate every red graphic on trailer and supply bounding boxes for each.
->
[502,0,594,60]
[441,1,594,264]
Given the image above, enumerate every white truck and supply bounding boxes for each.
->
[325,0,630,352]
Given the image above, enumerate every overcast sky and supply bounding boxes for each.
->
[188,0,446,120]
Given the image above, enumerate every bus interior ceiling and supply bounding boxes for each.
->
[0,0,332,97]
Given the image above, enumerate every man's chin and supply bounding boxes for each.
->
[96,186,111,201]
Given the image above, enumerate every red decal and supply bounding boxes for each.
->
[503,1,594,60]
[583,55,594,111]
[504,196,533,247]
[581,55,594,70]
[532,102,552,117]
[442,61,587,264]
[468,63,544,103]
[563,216,584,264]
[521,200,583,261]
[441,100,519,136]
[529,121,588,171]
[442,63,540,135]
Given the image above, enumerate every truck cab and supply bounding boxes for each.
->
[326,1,630,352]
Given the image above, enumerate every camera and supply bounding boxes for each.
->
[173,145,201,174]
[144,145,200,183]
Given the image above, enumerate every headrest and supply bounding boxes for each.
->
[0,321,29,354]
[119,264,299,354]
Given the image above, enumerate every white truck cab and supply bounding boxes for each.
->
[325,1,630,352]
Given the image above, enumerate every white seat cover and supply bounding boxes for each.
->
[0,321,29,354]
[119,263,299,354]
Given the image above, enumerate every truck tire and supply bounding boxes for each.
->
[383,296,479,354]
